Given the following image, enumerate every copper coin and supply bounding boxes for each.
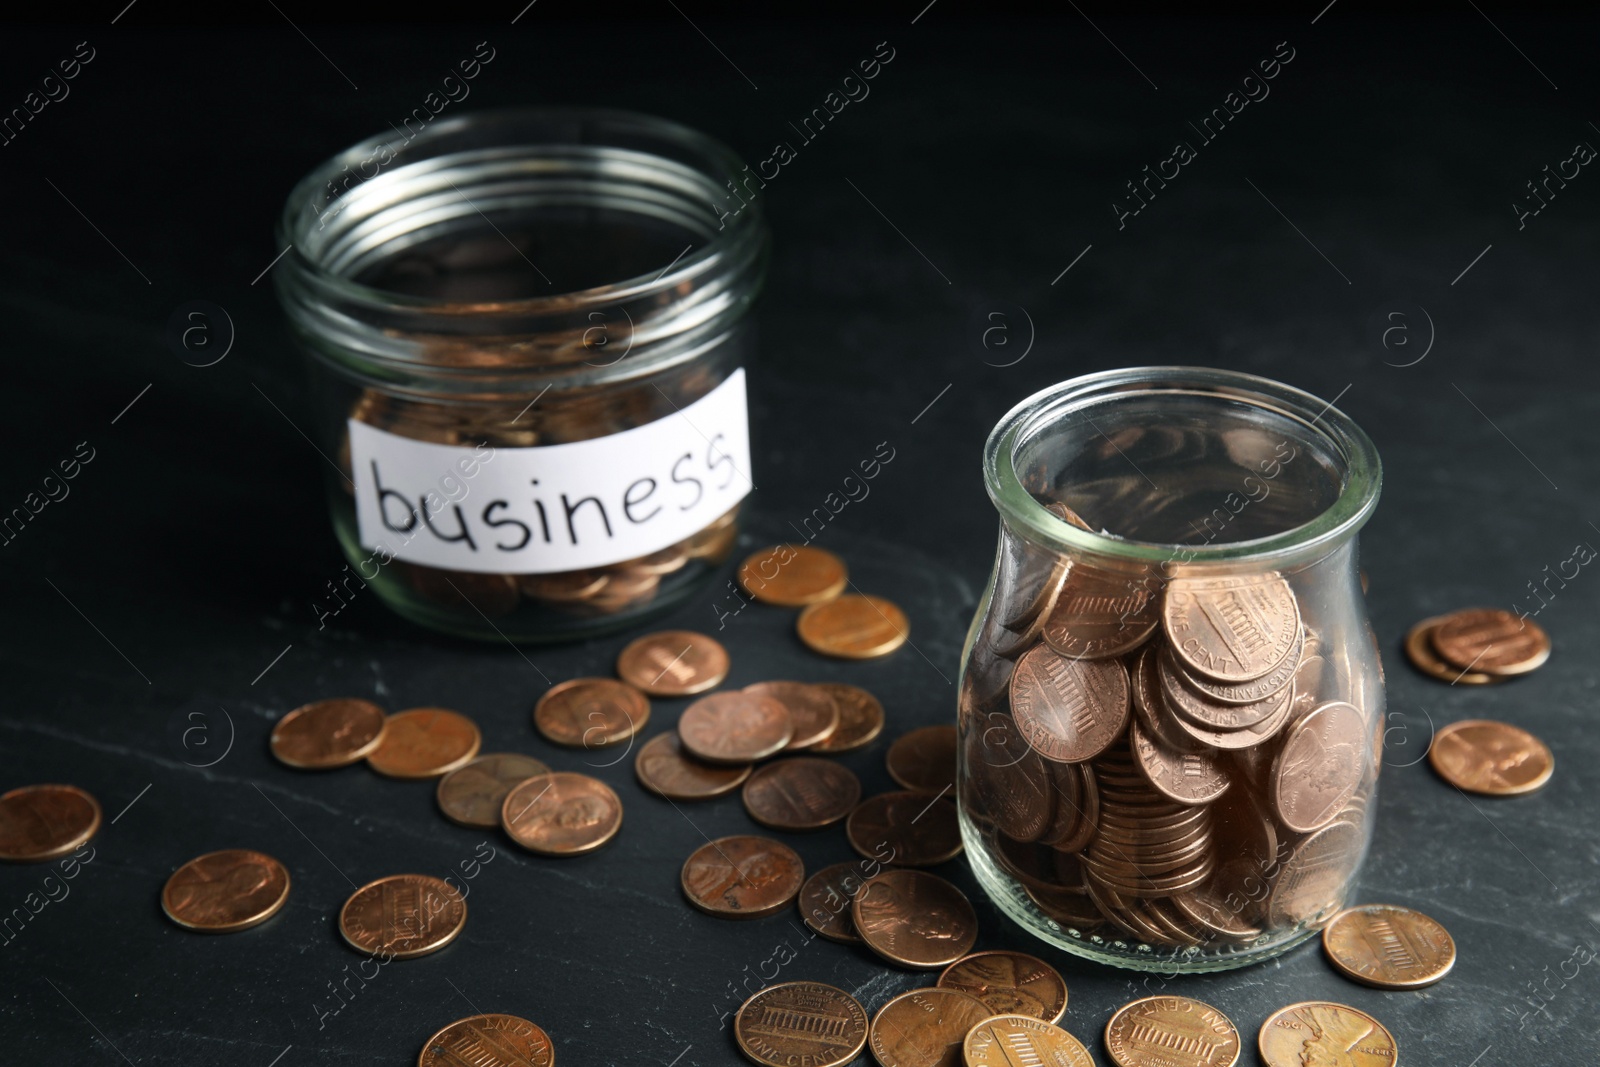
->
[1258,1002,1397,1067]
[1105,995,1241,1067]
[1166,678,1297,752]
[798,859,879,943]
[616,629,730,696]
[745,681,841,750]
[734,981,869,1067]
[1403,616,1497,685]
[679,691,793,764]
[1044,500,1095,531]
[852,868,977,968]
[1131,720,1230,806]
[1010,645,1129,763]
[634,731,751,801]
[1430,607,1550,676]
[436,753,552,829]
[965,727,1053,843]
[1428,719,1554,795]
[809,683,887,753]
[936,950,1068,1023]
[1172,623,1305,707]
[518,568,609,602]
[1040,566,1160,660]
[161,849,290,933]
[742,758,862,831]
[995,555,1070,659]
[534,678,650,748]
[680,835,804,919]
[1130,645,1201,753]
[501,772,622,856]
[965,1015,1094,1067]
[738,544,849,606]
[1266,820,1362,928]
[1322,903,1456,989]
[886,724,958,794]
[867,988,993,1067]
[366,708,482,779]
[1159,644,1296,731]
[1164,573,1301,683]
[0,784,101,862]
[1270,702,1367,832]
[417,1014,554,1067]
[846,791,963,867]
[339,873,466,959]
[270,698,388,770]
[797,595,910,659]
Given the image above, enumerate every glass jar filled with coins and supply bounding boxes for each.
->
[960,367,1384,971]
[276,108,768,641]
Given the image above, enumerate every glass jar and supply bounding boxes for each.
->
[275,108,768,642]
[959,367,1384,972]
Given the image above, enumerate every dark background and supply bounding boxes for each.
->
[2,5,1597,1065]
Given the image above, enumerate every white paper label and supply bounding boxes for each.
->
[350,369,751,574]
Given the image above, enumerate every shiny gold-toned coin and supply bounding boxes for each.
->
[1430,607,1550,676]
[1258,1002,1397,1067]
[270,698,388,770]
[1323,904,1456,989]
[809,683,886,753]
[852,868,978,968]
[868,987,992,1067]
[1429,718,1553,796]
[1105,996,1241,1067]
[797,595,909,659]
[798,860,879,943]
[1404,616,1497,685]
[741,758,862,831]
[161,849,290,933]
[533,678,650,748]
[0,784,101,862]
[886,724,958,795]
[680,835,805,919]
[501,772,622,856]
[679,691,793,764]
[366,707,482,779]
[417,1013,555,1067]
[338,873,466,959]
[744,681,841,750]
[738,545,849,606]
[965,1015,1095,1067]
[846,791,963,867]
[616,630,730,696]
[936,951,1067,1024]
[436,753,552,829]
[634,731,751,801]
[734,981,869,1067]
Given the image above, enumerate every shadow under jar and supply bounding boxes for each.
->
[276,108,768,641]
[959,367,1384,972]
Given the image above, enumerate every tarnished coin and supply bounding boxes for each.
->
[1010,645,1129,763]
[738,545,849,606]
[1270,702,1367,832]
[1430,607,1550,676]
[937,950,1067,1023]
[533,678,650,748]
[1258,1002,1397,1067]
[965,1015,1094,1067]
[886,724,958,795]
[161,849,290,932]
[417,1014,554,1067]
[868,988,992,1067]
[810,683,887,753]
[797,595,910,659]
[1404,616,1497,685]
[366,708,481,779]
[270,698,388,770]
[1266,820,1362,928]
[437,753,553,829]
[847,791,962,867]
[1040,566,1160,660]
[853,868,977,968]
[0,784,101,862]
[681,835,804,919]
[742,758,862,831]
[735,981,868,1067]
[679,691,793,764]
[501,772,622,856]
[1131,720,1230,806]
[798,859,879,942]
[1429,719,1553,796]
[617,630,730,696]
[1105,995,1241,1067]
[339,873,466,959]
[745,681,840,750]
[1323,903,1456,989]
[1164,573,1300,683]
[634,731,751,801]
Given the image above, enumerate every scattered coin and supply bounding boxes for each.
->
[886,724,958,795]
[416,1013,554,1067]
[846,791,963,867]
[745,681,840,750]
[616,630,729,696]
[1258,1001,1397,1067]
[1404,616,1496,685]
[964,1014,1094,1067]
[797,594,910,659]
[1010,645,1129,763]
[867,987,992,1067]
[501,772,622,856]
[367,707,482,779]
[936,950,1067,1023]
[738,545,849,606]
[0,784,101,862]
[798,860,879,943]
[1430,718,1553,796]
[270,698,388,770]
[339,873,467,959]
[436,753,552,829]
[1323,903,1456,989]
[1430,607,1550,676]
[680,835,804,919]
[1105,995,1241,1067]
[534,678,650,748]
[809,683,887,753]
[679,691,793,764]
[1270,702,1367,833]
[742,757,862,831]
[852,868,978,968]
[734,981,868,1067]
[161,849,291,933]
[634,731,751,801]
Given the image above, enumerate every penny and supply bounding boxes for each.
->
[338,873,466,959]
[886,724,958,795]
[734,981,868,1067]
[964,1015,1094,1067]
[995,555,1070,659]
[1428,719,1553,796]
[679,691,793,764]
[809,683,887,753]
[846,791,963,867]
[742,758,862,831]
[270,698,388,770]
[966,726,1053,843]
[1258,1002,1398,1067]
[1172,623,1305,707]
[1165,677,1296,752]
[1270,702,1367,832]
[501,772,622,856]
[1039,761,1098,853]
[738,545,849,606]
[1164,573,1300,683]
[1044,500,1095,531]
[533,678,650,748]
[1171,881,1264,943]
[367,708,482,779]
[1130,645,1198,753]
[0,784,101,862]
[616,630,729,696]
[1323,903,1456,989]
[1105,995,1241,1067]
[937,950,1067,1023]
[853,868,977,968]
[1266,820,1362,928]
[798,859,882,942]
[1131,719,1230,805]
[1403,616,1497,685]
[162,849,290,933]
[1159,645,1294,730]
[744,681,840,750]
[680,835,804,919]
[1009,645,1129,763]
[417,1014,555,1067]
[1430,607,1550,676]
[518,568,609,602]
[634,731,751,801]
[436,753,553,829]
[1040,566,1160,660]
[867,988,993,1067]
[797,594,910,659]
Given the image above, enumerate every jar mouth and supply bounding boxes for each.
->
[983,367,1382,568]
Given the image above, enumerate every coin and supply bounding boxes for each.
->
[936,950,1067,1023]
[738,545,849,606]
[436,753,553,829]
[1258,1002,1397,1067]
[367,707,482,779]
[0,784,101,862]
[734,981,869,1067]
[1428,719,1553,795]
[1010,645,1129,763]
[339,873,466,959]
[161,849,290,933]
[809,683,887,753]
[679,691,793,764]
[616,630,730,696]
[1323,903,1456,989]
[1105,995,1241,1067]
[1403,616,1497,685]
[270,698,388,770]
[965,1015,1094,1067]
[1171,624,1305,707]
[798,860,879,942]
[797,594,910,659]
[1159,645,1290,730]
[417,1014,554,1067]
[995,555,1070,659]
[846,791,963,867]
[965,727,1053,843]
[680,835,804,919]
[1270,702,1367,833]
[742,758,862,831]
[745,681,841,750]
[634,731,751,801]
[1164,573,1300,683]
[1430,607,1550,676]
[1044,500,1095,531]
[886,724,958,794]
[867,988,992,1067]
[533,678,650,748]
[1266,820,1362,928]
[1130,719,1230,806]
[1040,566,1159,660]
[501,772,622,856]
[852,868,977,968]
[406,566,521,617]
[518,569,608,602]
